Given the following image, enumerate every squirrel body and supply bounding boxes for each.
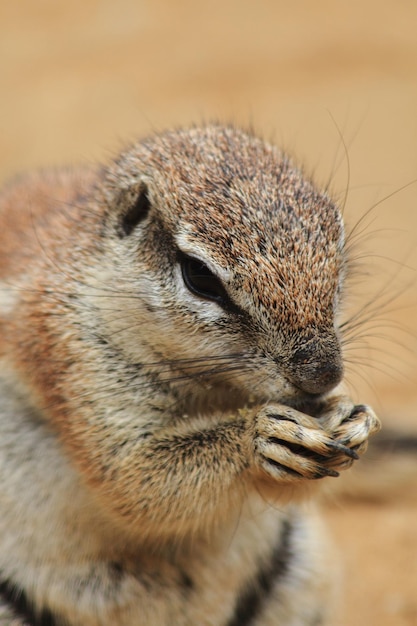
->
[0,125,379,625]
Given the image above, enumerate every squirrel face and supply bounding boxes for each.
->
[94,125,345,410]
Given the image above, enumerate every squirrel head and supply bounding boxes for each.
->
[93,125,346,408]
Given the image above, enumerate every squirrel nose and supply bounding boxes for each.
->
[285,336,344,395]
[289,360,343,395]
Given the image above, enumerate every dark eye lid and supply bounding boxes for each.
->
[178,253,228,305]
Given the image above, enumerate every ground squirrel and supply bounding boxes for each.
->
[0,124,380,625]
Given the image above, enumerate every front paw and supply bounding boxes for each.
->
[251,404,357,483]
[316,395,381,469]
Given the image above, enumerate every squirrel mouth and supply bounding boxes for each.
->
[287,394,331,418]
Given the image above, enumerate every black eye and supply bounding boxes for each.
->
[180,255,227,304]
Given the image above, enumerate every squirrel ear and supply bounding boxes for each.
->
[119,183,151,237]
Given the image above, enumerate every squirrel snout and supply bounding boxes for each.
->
[284,337,344,395]
[288,361,344,395]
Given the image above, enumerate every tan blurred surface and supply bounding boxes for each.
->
[1,1,416,623]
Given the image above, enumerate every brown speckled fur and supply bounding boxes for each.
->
[0,125,379,625]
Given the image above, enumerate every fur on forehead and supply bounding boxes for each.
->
[112,125,343,240]
[108,125,344,319]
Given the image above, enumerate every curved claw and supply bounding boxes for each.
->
[326,440,359,460]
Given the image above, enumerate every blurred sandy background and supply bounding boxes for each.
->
[1,1,416,624]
